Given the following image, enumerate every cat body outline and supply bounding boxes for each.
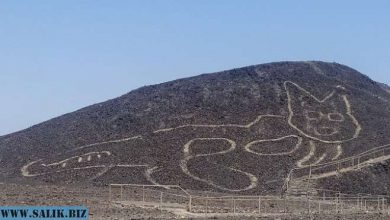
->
[21,81,362,192]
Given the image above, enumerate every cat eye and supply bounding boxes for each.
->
[305,111,322,120]
[328,113,345,122]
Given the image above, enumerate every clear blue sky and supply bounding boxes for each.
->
[0,0,389,136]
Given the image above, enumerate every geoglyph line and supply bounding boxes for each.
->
[21,80,368,193]
[21,157,148,177]
[21,160,43,177]
[307,61,390,106]
[288,142,390,188]
[303,154,390,180]
[145,166,171,190]
[21,113,285,186]
[153,115,284,133]
[42,151,111,167]
[180,138,258,192]
[244,135,303,156]
[182,138,236,157]
[342,95,362,139]
[297,141,316,168]
[285,81,362,144]
[69,114,283,151]
[311,153,327,166]
[297,143,390,169]
[332,145,343,160]
[71,136,142,151]
[306,61,326,76]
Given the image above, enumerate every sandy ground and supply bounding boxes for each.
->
[0,183,389,220]
[0,183,176,219]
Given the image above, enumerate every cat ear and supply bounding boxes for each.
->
[325,85,350,110]
[335,85,350,96]
[284,81,339,106]
[284,81,320,107]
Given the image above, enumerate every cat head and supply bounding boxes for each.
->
[284,81,361,143]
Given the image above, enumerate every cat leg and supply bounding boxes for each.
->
[245,135,303,156]
[297,141,344,168]
[332,145,343,160]
[296,141,317,168]
[180,138,258,192]
[313,143,343,164]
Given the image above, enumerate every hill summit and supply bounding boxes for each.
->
[1,61,390,195]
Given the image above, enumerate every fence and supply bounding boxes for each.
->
[285,143,390,189]
[108,184,190,210]
[109,184,390,216]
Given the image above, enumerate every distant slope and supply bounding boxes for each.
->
[379,82,390,94]
[1,61,390,195]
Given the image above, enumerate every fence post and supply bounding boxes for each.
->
[286,175,290,192]
[307,165,312,215]
[108,184,112,207]
[365,199,367,211]
[258,197,261,214]
[206,195,209,213]
[357,157,360,169]
[284,196,287,213]
[382,197,385,213]
[378,196,381,213]
[233,198,236,214]
[120,185,123,201]
[322,192,326,214]
[160,192,163,209]
[357,194,360,211]
[318,193,321,214]
[188,195,192,213]
[337,162,340,172]
[387,197,390,215]
[318,197,321,214]
[142,185,145,203]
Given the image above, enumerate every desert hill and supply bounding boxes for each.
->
[1,61,389,195]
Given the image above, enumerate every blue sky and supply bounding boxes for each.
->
[0,0,389,135]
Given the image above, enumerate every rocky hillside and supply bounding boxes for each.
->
[0,61,389,195]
